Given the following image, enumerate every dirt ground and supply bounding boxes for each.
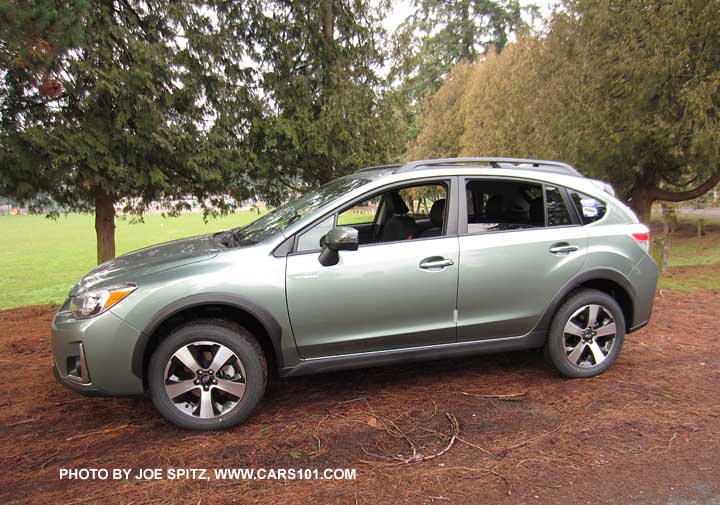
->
[1,290,719,505]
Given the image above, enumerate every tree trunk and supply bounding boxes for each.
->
[460,1,472,61]
[629,167,720,225]
[323,0,334,46]
[628,187,654,225]
[95,191,116,264]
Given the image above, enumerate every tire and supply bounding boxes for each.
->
[544,289,625,379]
[148,319,267,430]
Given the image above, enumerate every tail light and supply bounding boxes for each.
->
[628,224,650,254]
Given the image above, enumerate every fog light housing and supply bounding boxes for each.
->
[66,343,90,384]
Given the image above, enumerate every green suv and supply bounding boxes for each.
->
[52,158,658,430]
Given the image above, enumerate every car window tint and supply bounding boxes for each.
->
[545,185,573,226]
[296,215,335,252]
[465,179,544,233]
[569,190,607,224]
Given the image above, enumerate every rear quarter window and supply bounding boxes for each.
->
[569,190,607,224]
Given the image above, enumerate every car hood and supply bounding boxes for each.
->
[69,234,221,296]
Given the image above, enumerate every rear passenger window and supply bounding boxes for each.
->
[465,179,545,233]
[568,190,607,224]
[545,185,573,226]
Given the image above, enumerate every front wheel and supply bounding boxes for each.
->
[545,289,625,378]
[148,320,267,430]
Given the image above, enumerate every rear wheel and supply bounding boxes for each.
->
[545,289,625,378]
[148,320,267,430]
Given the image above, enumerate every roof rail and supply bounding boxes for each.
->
[392,157,582,177]
[355,163,404,173]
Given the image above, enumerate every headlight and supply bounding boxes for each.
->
[70,284,137,319]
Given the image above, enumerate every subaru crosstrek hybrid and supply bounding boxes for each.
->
[52,158,659,430]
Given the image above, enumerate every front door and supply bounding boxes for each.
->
[286,178,459,358]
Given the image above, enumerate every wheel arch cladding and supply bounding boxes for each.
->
[537,268,636,335]
[576,278,633,330]
[131,293,283,388]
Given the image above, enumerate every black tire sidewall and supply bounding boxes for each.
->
[545,289,626,378]
[148,320,267,430]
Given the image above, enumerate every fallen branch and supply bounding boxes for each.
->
[65,424,130,442]
[414,414,459,462]
[460,391,526,399]
[54,398,90,406]
[360,413,460,465]
[3,418,39,428]
[455,436,497,458]
[500,423,562,455]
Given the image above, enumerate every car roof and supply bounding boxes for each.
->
[357,157,582,177]
[353,157,613,197]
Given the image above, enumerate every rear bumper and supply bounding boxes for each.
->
[51,308,146,396]
[625,254,659,333]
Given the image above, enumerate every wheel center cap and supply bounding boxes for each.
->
[199,373,212,385]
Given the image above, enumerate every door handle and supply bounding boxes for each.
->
[549,243,579,254]
[419,257,455,270]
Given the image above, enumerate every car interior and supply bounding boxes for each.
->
[466,180,547,233]
[295,178,583,252]
[337,183,448,245]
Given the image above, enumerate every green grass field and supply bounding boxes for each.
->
[0,212,717,310]
[652,217,720,292]
[0,212,262,309]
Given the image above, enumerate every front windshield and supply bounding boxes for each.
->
[225,176,372,246]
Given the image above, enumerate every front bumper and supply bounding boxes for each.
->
[52,363,116,397]
[51,307,146,396]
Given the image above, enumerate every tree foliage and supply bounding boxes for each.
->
[412,0,720,222]
[1,1,264,262]
[1,1,405,263]
[391,0,534,113]
[215,0,403,206]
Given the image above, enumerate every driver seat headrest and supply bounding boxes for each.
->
[429,199,445,227]
[386,192,410,215]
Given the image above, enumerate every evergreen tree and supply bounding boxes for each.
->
[391,0,535,144]
[0,0,258,263]
[412,0,720,223]
[230,0,404,202]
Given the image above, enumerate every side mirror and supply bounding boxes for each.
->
[318,226,359,267]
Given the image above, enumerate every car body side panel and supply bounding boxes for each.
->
[110,245,300,375]
[457,226,588,340]
[286,236,459,358]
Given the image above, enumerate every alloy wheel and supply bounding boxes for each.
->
[163,341,247,419]
[562,304,617,369]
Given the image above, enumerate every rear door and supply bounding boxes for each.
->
[457,178,588,341]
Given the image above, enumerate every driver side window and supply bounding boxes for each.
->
[339,182,448,245]
[337,195,381,226]
[293,181,450,254]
